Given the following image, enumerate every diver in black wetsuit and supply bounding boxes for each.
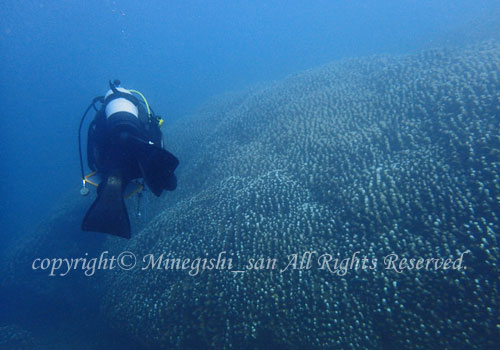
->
[78,80,178,238]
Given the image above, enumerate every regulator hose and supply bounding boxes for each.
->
[78,96,103,186]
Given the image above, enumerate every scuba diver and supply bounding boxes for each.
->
[78,80,178,238]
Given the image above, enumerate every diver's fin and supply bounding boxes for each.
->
[81,173,131,238]
[135,143,179,196]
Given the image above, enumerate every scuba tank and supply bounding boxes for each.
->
[102,82,144,137]
[105,87,138,120]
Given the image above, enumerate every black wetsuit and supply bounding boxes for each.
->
[82,98,178,238]
[87,103,177,194]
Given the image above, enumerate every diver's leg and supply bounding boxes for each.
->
[81,170,131,238]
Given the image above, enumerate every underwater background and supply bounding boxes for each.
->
[1,1,500,349]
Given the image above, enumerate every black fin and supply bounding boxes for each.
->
[137,144,179,196]
[81,173,131,238]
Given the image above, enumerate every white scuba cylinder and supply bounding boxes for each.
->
[104,87,138,119]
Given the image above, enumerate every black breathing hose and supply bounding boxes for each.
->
[78,96,103,183]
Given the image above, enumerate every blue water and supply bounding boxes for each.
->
[1,1,500,349]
